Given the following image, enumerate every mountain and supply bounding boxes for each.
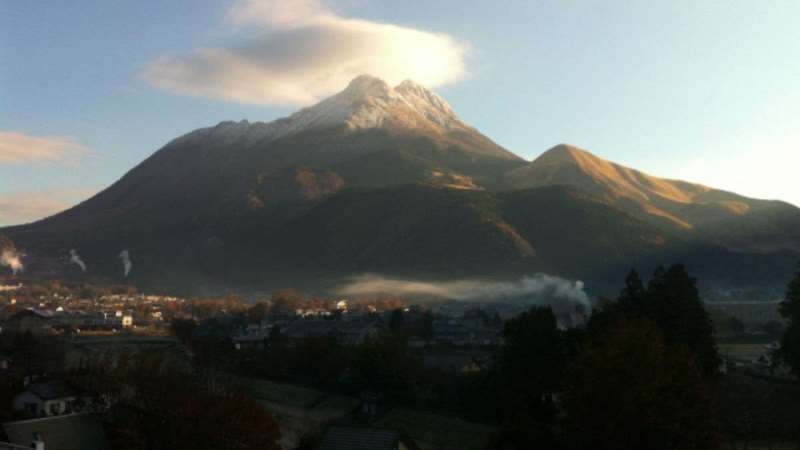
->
[10,76,521,237]
[3,75,799,296]
[0,233,14,252]
[506,144,800,253]
[260,184,670,274]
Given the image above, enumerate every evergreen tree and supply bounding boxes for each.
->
[778,265,800,376]
[587,271,644,341]
[645,264,720,377]
[587,265,720,378]
[496,306,565,424]
[617,269,646,315]
[388,309,405,332]
[585,297,622,342]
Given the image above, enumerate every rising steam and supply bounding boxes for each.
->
[118,250,132,277]
[334,273,591,314]
[1,249,24,275]
[69,249,87,272]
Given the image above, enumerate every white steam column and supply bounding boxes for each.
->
[0,249,24,275]
[118,250,132,277]
[69,249,87,272]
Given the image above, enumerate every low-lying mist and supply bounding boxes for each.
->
[334,273,591,313]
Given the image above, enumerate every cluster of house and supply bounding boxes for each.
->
[233,313,380,350]
[0,308,134,335]
[234,305,504,350]
[0,291,190,336]
[0,284,21,293]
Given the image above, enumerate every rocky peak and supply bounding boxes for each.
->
[257,75,466,139]
[533,144,595,165]
[341,75,396,100]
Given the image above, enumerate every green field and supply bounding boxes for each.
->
[240,376,496,450]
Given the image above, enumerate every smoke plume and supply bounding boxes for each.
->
[118,250,132,277]
[334,273,591,313]
[1,249,24,275]
[69,249,87,272]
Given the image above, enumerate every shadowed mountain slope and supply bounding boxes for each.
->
[3,77,798,295]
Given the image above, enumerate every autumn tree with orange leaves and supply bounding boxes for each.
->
[563,320,720,450]
[68,351,281,450]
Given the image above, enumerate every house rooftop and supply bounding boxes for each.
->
[25,381,77,401]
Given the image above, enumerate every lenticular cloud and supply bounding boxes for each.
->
[142,0,467,106]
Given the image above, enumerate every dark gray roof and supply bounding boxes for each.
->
[283,320,379,339]
[2,413,110,450]
[26,381,77,400]
[318,426,402,450]
[283,320,337,338]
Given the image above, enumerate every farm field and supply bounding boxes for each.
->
[242,376,496,450]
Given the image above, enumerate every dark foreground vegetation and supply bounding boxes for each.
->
[2,263,800,449]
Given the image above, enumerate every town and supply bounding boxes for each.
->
[0,277,529,449]
[2,265,798,450]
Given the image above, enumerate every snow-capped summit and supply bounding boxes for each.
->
[264,74,467,139]
[395,79,459,127]
[342,74,399,99]
[169,74,515,161]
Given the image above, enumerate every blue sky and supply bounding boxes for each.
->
[2,0,799,225]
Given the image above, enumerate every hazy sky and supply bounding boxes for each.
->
[2,0,799,225]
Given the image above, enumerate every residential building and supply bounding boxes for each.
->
[13,382,79,418]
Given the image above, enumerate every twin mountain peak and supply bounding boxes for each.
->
[5,74,799,288]
[180,75,782,227]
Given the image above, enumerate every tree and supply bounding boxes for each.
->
[617,269,646,315]
[168,389,282,450]
[388,309,405,332]
[729,317,746,335]
[763,320,784,338]
[418,310,435,342]
[269,324,282,343]
[495,306,565,424]
[350,332,423,398]
[779,265,800,375]
[8,331,65,376]
[170,318,197,345]
[70,352,282,450]
[563,320,720,450]
[269,288,303,317]
[247,301,270,324]
[0,373,19,421]
[645,265,719,377]
[586,272,646,343]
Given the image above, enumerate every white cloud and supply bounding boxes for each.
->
[0,131,88,165]
[226,0,333,28]
[142,0,467,106]
[0,188,97,226]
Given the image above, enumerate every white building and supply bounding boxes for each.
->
[14,381,78,417]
